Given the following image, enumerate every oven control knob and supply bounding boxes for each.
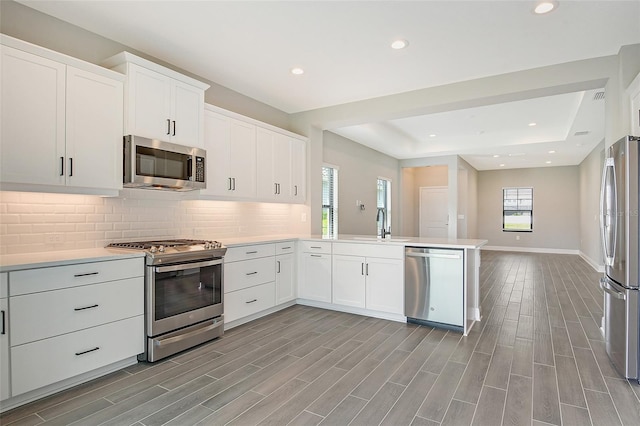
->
[158,245,165,253]
[149,246,158,253]
[204,242,211,249]
[213,241,221,249]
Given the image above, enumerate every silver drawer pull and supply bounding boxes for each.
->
[74,304,99,311]
[310,246,322,249]
[246,272,258,276]
[74,272,99,278]
[281,246,292,250]
[310,254,322,257]
[246,299,258,304]
[246,251,258,254]
[75,347,100,356]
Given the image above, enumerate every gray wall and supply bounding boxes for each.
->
[323,131,400,236]
[477,166,580,251]
[579,141,605,268]
[0,0,291,130]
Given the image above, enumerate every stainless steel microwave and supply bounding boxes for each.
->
[123,135,206,191]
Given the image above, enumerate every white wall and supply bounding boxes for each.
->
[0,191,309,255]
[477,166,580,251]
[579,141,605,269]
[402,165,448,236]
[323,131,400,236]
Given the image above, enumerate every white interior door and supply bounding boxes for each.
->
[419,187,449,237]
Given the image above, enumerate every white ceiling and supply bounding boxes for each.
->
[17,0,640,170]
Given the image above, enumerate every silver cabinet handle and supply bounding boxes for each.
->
[228,177,233,191]
[281,246,291,250]
[246,271,258,276]
[75,347,100,356]
[60,156,64,176]
[310,246,322,249]
[246,251,258,255]
[167,118,171,135]
[172,120,176,136]
[310,254,322,257]
[599,278,625,300]
[277,260,281,273]
[294,185,298,196]
[366,263,369,276]
[74,304,99,311]
[74,272,99,278]
[246,299,258,304]
[69,157,73,177]
[232,177,236,190]
[1,310,5,335]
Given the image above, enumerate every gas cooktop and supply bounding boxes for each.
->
[107,239,226,265]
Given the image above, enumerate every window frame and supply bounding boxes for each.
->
[502,187,533,232]
[322,164,339,237]
[376,177,391,233]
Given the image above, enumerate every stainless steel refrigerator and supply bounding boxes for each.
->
[600,135,639,383]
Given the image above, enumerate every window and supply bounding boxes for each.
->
[377,178,391,233]
[322,166,338,236]
[503,187,533,231]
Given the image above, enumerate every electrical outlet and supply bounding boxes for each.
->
[301,213,307,222]
[45,233,64,244]
[516,235,520,241]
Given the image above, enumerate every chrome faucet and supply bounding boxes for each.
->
[376,207,390,238]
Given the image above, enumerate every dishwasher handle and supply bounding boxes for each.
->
[406,252,462,260]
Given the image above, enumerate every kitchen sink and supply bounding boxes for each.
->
[351,237,410,242]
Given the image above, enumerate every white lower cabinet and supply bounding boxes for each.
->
[275,242,296,304]
[299,253,332,303]
[224,282,276,323]
[0,273,9,402]
[7,257,144,399]
[332,243,404,315]
[11,316,143,396]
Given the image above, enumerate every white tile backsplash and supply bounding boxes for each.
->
[0,190,310,255]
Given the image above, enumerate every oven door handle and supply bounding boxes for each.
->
[154,258,223,273]
[154,319,224,347]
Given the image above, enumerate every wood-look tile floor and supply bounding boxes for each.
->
[2,251,640,425]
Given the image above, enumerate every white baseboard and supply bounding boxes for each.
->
[579,251,605,273]
[482,245,579,255]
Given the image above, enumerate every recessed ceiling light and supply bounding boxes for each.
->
[429,134,436,138]
[493,154,500,158]
[534,1,557,14]
[528,122,537,127]
[546,161,552,164]
[290,67,304,75]
[499,164,505,167]
[391,39,409,50]
[548,150,556,154]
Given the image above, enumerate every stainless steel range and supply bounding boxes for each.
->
[108,239,226,362]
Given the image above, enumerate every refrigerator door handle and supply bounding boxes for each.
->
[600,278,626,300]
[600,157,617,266]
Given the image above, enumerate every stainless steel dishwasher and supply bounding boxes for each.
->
[405,246,464,330]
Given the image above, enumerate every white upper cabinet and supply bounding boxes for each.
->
[103,52,209,148]
[256,127,306,203]
[1,37,124,194]
[202,108,257,199]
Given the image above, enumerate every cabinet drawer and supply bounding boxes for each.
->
[224,282,275,323]
[332,242,404,259]
[11,315,143,396]
[224,257,275,293]
[10,277,143,346]
[276,241,296,255]
[10,257,143,296]
[300,240,332,254]
[225,244,275,263]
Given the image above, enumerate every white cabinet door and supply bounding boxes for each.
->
[172,80,204,147]
[125,63,203,147]
[126,63,173,142]
[202,110,256,198]
[256,127,292,201]
[66,66,123,190]
[365,257,404,315]
[276,252,296,304]
[0,295,9,401]
[299,253,332,303]
[1,46,66,186]
[332,255,366,308]
[290,139,306,202]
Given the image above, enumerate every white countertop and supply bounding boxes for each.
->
[222,234,487,249]
[0,248,145,272]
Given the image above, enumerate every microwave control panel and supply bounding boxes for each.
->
[195,157,205,182]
